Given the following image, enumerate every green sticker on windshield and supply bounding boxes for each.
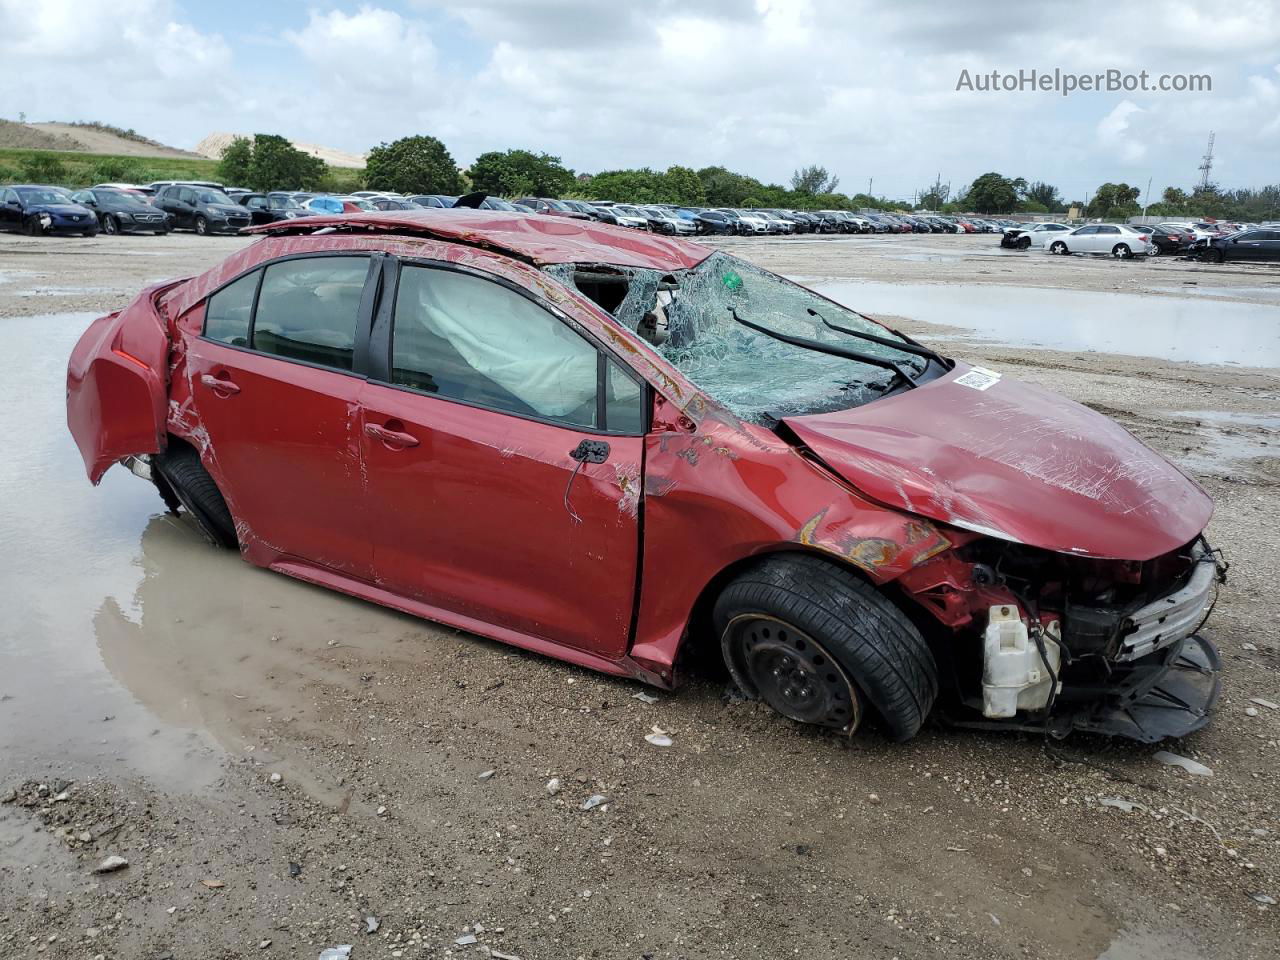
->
[721,270,742,291]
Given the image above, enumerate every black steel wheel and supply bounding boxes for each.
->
[715,554,938,740]
[722,615,861,729]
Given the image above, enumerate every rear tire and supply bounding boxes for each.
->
[1112,243,1132,259]
[714,554,938,741]
[154,444,237,548]
[194,215,209,236]
[1049,240,1068,255]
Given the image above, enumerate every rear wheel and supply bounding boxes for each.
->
[714,554,938,740]
[1049,240,1068,255]
[1147,243,1160,257]
[1112,243,1132,259]
[194,215,209,236]
[154,444,237,548]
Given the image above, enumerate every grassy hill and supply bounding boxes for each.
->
[0,147,363,192]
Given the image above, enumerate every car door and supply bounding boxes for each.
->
[1227,230,1263,261]
[358,260,647,659]
[1257,230,1280,261]
[0,188,19,231]
[183,253,380,578]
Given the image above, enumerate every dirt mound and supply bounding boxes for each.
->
[0,119,82,150]
[32,122,201,158]
[195,131,366,169]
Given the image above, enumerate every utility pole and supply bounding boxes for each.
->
[1197,132,1215,191]
[1141,176,1152,220]
[867,177,873,198]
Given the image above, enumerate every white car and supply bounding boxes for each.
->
[609,204,655,230]
[1001,221,1071,249]
[1046,224,1152,258]
[728,209,770,234]
[640,206,697,235]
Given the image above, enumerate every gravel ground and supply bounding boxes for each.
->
[0,230,1277,960]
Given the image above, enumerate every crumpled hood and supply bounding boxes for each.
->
[783,365,1212,561]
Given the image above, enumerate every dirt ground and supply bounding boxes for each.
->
[0,231,1277,960]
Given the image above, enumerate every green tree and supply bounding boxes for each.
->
[247,134,325,191]
[365,135,463,195]
[965,172,1019,213]
[1086,182,1141,217]
[216,136,253,186]
[790,164,839,195]
[697,165,766,206]
[1023,181,1060,210]
[1161,186,1189,207]
[583,168,671,203]
[468,149,574,198]
[664,165,705,205]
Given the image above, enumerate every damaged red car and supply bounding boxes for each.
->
[67,210,1225,743]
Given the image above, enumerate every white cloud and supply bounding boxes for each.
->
[2,0,1279,198]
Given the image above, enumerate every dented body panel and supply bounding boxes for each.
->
[782,366,1213,561]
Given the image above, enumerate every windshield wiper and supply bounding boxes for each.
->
[729,308,920,389]
[806,306,946,367]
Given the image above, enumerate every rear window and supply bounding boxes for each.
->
[204,271,259,347]
[251,257,370,370]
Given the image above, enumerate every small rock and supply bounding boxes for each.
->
[1155,847,1168,858]
[376,806,387,816]
[166,906,177,915]
[365,915,379,933]
[93,855,129,874]
[201,878,225,889]
[644,732,673,747]
[269,773,282,784]
[259,939,272,949]
[1245,707,1259,717]
[78,831,91,842]
[456,933,478,945]
[1242,642,1258,651]
[545,778,562,796]
[1250,892,1276,905]
[478,769,496,780]
[288,862,302,878]
[581,794,607,811]
[867,793,881,805]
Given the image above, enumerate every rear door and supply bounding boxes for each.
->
[359,261,647,659]
[183,253,380,578]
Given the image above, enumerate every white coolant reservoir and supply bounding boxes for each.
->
[981,606,1062,718]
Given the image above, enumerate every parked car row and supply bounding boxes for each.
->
[1000,219,1280,261]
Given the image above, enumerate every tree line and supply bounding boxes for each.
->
[215,133,1280,222]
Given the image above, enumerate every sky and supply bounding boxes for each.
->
[6,0,1280,203]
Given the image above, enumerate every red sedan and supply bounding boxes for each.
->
[67,211,1223,743]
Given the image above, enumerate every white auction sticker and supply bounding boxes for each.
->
[954,366,1001,391]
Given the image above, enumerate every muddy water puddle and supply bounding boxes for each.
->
[0,313,430,802]
[811,281,1280,366]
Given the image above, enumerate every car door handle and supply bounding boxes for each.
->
[365,422,419,448]
[200,373,240,396]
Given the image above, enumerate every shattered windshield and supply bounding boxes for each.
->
[547,251,933,423]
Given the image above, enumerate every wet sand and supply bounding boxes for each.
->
[1,232,1277,959]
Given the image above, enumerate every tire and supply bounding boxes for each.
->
[22,216,42,237]
[102,215,119,235]
[1147,243,1160,257]
[194,215,209,236]
[1049,241,1068,255]
[84,229,98,238]
[154,443,237,548]
[1111,243,1132,259]
[1017,236,1031,249]
[714,554,938,741]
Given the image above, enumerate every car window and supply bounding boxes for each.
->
[1098,226,1120,234]
[179,188,196,204]
[252,257,370,371]
[1,189,14,203]
[391,266,639,430]
[204,270,260,347]
[246,197,267,209]
[1075,226,1097,235]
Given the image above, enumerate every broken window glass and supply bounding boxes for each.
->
[551,252,930,424]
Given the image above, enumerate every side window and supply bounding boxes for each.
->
[1098,226,1120,234]
[246,197,267,210]
[2,188,14,203]
[204,270,259,347]
[179,188,195,204]
[1076,226,1098,235]
[252,257,370,370]
[391,266,641,431]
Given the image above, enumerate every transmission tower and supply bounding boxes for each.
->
[1197,132,1215,190]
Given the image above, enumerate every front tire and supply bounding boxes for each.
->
[1049,240,1068,255]
[22,216,42,237]
[714,554,938,740]
[154,444,237,548]
[1017,236,1031,249]
[102,215,119,235]
[194,215,209,236]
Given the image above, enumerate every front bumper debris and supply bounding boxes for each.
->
[1055,634,1221,743]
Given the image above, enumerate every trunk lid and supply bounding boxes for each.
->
[66,284,175,484]
[782,365,1212,561]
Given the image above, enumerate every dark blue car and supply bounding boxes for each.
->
[0,185,99,236]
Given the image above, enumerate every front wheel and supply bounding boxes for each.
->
[22,216,42,237]
[194,215,209,236]
[102,215,119,235]
[1049,240,1068,255]
[154,444,237,548]
[1147,243,1160,257]
[714,554,938,740]
[1112,243,1132,259]
[1017,236,1031,249]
